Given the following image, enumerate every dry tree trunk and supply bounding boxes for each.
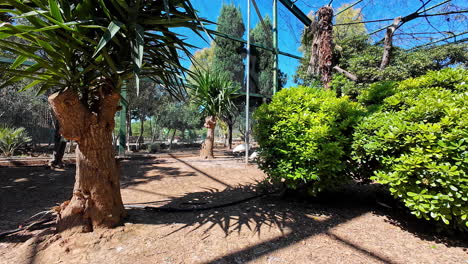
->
[333,65,358,81]
[380,17,402,70]
[49,89,125,233]
[308,6,334,89]
[200,116,216,159]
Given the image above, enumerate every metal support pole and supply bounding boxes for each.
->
[118,82,127,156]
[245,0,251,164]
[272,0,279,94]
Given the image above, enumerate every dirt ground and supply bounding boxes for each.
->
[0,150,467,264]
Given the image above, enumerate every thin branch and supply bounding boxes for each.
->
[416,0,433,13]
[335,10,468,26]
[410,31,468,50]
[368,0,452,36]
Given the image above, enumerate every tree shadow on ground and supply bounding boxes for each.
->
[369,189,468,248]
[120,158,198,189]
[0,158,196,238]
[126,183,460,264]
[0,166,74,235]
[2,157,467,263]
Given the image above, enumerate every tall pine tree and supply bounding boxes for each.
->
[250,16,273,96]
[250,16,287,96]
[213,4,245,88]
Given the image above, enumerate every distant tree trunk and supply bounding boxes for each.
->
[149,118,156,144]
[228,122,233,150]
[308,6,334,89]
[380,17,402,70]
[200,116,216,159]
[49,89,125,233]
[169,129,177,150]
[49,118,67,168]
[223,131,228,148]
[223,115,235,149]
[165,128,171,141]
[137,117,144,150]
[126,109,132,151]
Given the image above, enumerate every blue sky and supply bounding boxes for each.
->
[176,0,467,87]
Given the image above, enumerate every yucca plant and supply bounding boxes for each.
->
[0,0,208,232]
[189,69,239,158]
[0,126,31,157]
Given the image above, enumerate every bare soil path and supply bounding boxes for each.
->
[0,151,466,264]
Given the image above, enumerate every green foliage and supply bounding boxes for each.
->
[330,74,361,98]
[158,102,201,133]
[357,81,397,107]
[212,4,245,88]
[249,16,286,96]
[254,87,364,194]
[0,0,206,103]
[0,126,31,157]
[333,4,367,42]
[250,17,273,96]
[127,80,162,121]
[343,43,468,84]
[352,68,468,230]
[189,69,239,119]
[190,46,215,73]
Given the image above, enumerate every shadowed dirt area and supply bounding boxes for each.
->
[0,150,467,264]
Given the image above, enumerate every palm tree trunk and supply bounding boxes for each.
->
[49,89,125,233]
[200,116,216,159]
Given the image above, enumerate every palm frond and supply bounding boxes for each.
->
[189,68,240,118]
[0,0,211,108]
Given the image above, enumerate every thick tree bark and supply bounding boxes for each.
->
[48,89,125,233]
[200,116,216,159]
[49,118,67,168]
[308,6,334,89]
[380,17,402,70]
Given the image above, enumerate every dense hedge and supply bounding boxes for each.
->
[253,87,363,195]
[352,68,468,230]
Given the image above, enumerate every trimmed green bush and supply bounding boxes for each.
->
[357,81,397,107]
[253,87,363,195]
[352,68,468,230]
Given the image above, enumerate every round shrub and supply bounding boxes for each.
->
[357,81,397,107]
[352,68,468,230]
[253,86,363,195]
